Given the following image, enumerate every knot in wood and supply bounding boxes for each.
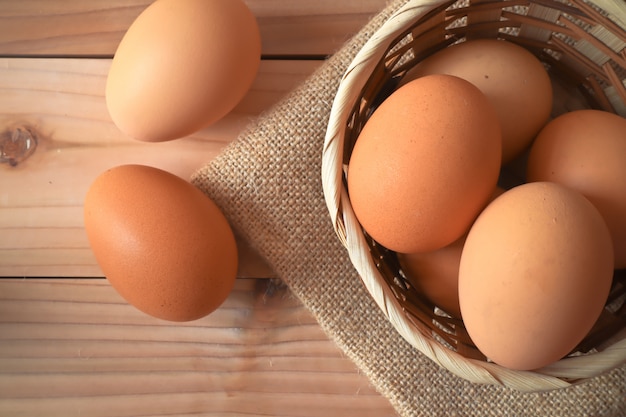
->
[1,126,37,167]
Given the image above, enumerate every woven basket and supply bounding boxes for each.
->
[322,0,626,391]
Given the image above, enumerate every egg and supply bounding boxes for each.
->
[398,236,465,318]
[397,187,504,318]
[84,164,238,322]
[105,0,261,142]
[347,74,502,253]
[458,182,614,370]
[401,39,552,164]
[527,109,626,269]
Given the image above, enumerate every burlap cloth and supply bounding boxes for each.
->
[192,0,626,415]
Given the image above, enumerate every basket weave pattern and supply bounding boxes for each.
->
[322,0,626,391]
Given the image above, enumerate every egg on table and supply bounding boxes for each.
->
[84,164,238,322]
[105,0,261,142]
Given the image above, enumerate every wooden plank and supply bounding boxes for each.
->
[1,58,321,277]
[0,0,386,57]
[0,3,397,416]
[0,278,396,417]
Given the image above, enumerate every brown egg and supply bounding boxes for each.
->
[106,0,261,142]
[527,109,626,269]
[347,74,501,253]
[401,39,552,164]
[84,164,238,322]
[458,182,614,370]
[398,236,465,318]
[397,187,505,318]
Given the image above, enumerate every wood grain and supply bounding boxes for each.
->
[1,58,321,277]
[0,278,396,417]
[0,2,399,415]
[0,0,386,57]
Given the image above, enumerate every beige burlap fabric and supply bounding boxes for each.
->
[192,1,626,415]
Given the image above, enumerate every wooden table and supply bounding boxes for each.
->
[0,2,398,415]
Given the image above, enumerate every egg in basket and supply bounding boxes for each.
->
[322,0,626,391]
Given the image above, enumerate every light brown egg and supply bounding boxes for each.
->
[106,0,261,142]
[84,164,238,322]
[397,187,504,318]
[398,236,465,318]
[347,74,501,253]
[458,182,614,370]
[527,109,626,269]
[401,39,552,164]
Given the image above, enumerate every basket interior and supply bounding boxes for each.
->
[342,0,626,364]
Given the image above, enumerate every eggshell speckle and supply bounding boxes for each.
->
[347,74,502,253]
[105,0,261,142]
[84,164,238,322]
[458,182,614,370]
